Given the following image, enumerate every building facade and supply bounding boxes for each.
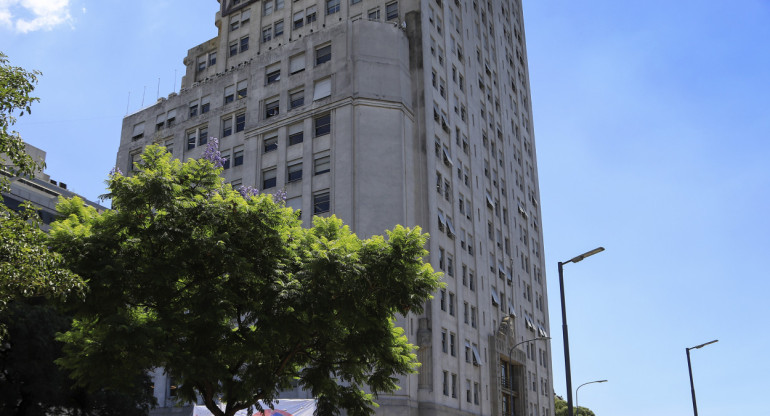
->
[116,0,553,415]
[2,143,106,229]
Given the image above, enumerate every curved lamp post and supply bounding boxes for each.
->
[575,379,607,416]
[558,247,604,416]
[686,339,718,416]
[504,336,549,416]
[507,336,551,366]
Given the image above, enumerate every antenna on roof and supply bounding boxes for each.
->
[141,86,146,108]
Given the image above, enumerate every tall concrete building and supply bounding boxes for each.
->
[117,0,553,415]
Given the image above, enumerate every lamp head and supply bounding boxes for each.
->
[567,247,605,264]
[690,339,719,350]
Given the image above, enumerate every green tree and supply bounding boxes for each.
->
[0,298,155,416]
[554,395,596,416]
[0,51,40,180]
[50,145,442,416]
[0,52,83,337]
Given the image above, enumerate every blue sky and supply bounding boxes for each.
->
[2,1,769,415]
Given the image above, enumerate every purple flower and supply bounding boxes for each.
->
[272,188,287,205]
[201,137,228,168]
[238,186,260,199]
[109,166,123,176]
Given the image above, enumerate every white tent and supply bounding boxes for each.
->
[191,399,316,416]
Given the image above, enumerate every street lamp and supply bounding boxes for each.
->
[558,247,604,416]
[575,379,607,416]
[686,339,718,416]
[507,336,551,364]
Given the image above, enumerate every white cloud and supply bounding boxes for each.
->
[0,0,73,33]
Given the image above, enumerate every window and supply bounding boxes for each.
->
[237,80,247,99]
[187,131,197,150]
[209,52,217,66]
[233,149,244,166]
[290,54,305,74]
[222,117,233,137]
[265,99,279,118]
[288,124,304,145]
[222,152,231,169]
[287,196,302,218]
[368,8,379,20]
[290,90,304,109]
[471,343,481,366]
[240,36,249,52]
[326,0,340,15]
[198,126,208,146]
[471,306,477,327]
[293,11,304,29]
[230,14,240,31]
[189,100,199,117]
[451,374,457,398]
[129,151,142,171]
[450,332,456,356]
[315,44,331,65]
[225,85,235,104]
[314,113,331,137]
[262,168,277,189]
[230,41,238,57]
[314,155,330,175]
[313,77,331,100]
[264,136,278,153]
[166,110,176,128]
[263,0,273,16]
[274,20,284,37]
[313,192,330,214]
[235,113,246,132]
[262,27,272,43]
[440,289,446,311]
[385,1,398,20]
[449,292,455,316]
[201,95,210,113]
[266,68,281,84]
[466,380,472,403]
[240,9,250,25]
[131,122,145,140]
[351,0,362,4]
[276,0,284,10]
[288,162,303,182]
[198,55,207,71]
[306,5,317,23]
[443,371,449,396]
[441,329,447,353]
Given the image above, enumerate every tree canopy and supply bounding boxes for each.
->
[0,298,155,416]
[0,51,40,179]
[0,52,84,336]
[555,395,596,416]
[50,145,442,416]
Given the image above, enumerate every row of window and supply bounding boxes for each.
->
[441,371,480,405]
[134,44,333,143]
[260,154,330,190]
